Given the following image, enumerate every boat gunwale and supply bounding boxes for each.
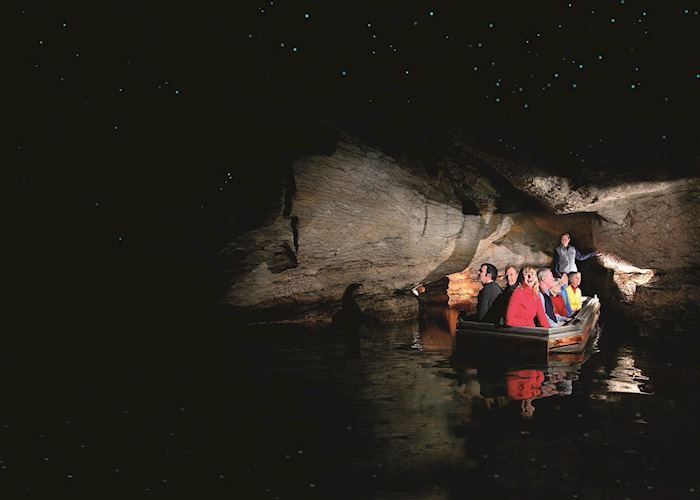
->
[457,296,600,339]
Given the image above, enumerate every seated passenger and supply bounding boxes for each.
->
[537,268,566,327]
[503,264,518,293]
[488,264,519,325]
[566,271,584,311]
[459,263,502,322]
[550,283,571,318]
[476,263,502,321]
[557,273,574,315]
[505,266,551,328]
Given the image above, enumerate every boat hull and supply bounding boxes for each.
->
[455,296,601,364]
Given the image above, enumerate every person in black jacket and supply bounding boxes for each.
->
[475,263,503,321]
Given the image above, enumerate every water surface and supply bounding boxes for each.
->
[1,306,699,499]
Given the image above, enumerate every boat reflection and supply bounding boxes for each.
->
[419,303,600,420]
[418,303,458,353]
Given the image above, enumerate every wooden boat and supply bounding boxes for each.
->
[456,295,601,361]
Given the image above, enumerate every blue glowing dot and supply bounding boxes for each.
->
[579,64,584,69]
[62,23,67,28]
[598,55,603,60]
[642,11,646,16]
[175,89,180,94]
[620,0,624,4]
[429,11,434,17]
[495,97,500,102]
[495,81,500,87]
[572,83,577,88]
[367,23,372,28]
[473,66,478,71]
[661,135,667,139]
[524,103,528,108]
[684,9,689,14]
[631,84,636,89]
[292,47,298,52]
[610,17,616,23]
[341,70,347,76]
[405,70,409,75]
[304,12,310,19]
[696,73,700,78]
[489,23,494,28]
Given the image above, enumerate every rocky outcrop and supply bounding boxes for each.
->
[453,139,700,332]
[222,136,515,323]
[222,130,699,331]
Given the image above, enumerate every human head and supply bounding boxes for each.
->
[569,271,581,287]
[478,263,498,284]
[560,233,571,247]
[520,266,538,291]
[559,272,569,286]
[551,281,561,296]
[537,268,556,291]
[505,265,518,286]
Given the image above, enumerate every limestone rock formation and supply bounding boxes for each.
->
[222,136,514,323]
[222,129,699,331]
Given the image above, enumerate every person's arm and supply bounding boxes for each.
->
[560,289,573,315]
[476,291,488,320]
[552,250,561,277]
[537,293,557,327]
[539,292,558,326]
[505,289,520,326]
[575,247,597,261]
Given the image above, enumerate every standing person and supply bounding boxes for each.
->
[553,233,600,278]
[537,268,567,327]
[505,266,551,328]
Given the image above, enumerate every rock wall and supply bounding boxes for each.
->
[222,131,699,331]
[223,136,516,324]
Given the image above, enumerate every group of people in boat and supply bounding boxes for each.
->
[461,233,600,328]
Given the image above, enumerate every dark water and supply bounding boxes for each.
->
[2,305,699,499]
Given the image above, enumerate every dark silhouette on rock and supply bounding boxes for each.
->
[332,283,379,358]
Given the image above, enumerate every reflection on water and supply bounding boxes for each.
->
[3,305,699,498]
[600,351,653,396]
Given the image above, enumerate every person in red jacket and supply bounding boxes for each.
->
[506,369,544,419]
[505,266,551,328]
[550,283,571,318]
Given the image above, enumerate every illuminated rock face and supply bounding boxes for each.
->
[223,135,516,324]
[222,131,699,330]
